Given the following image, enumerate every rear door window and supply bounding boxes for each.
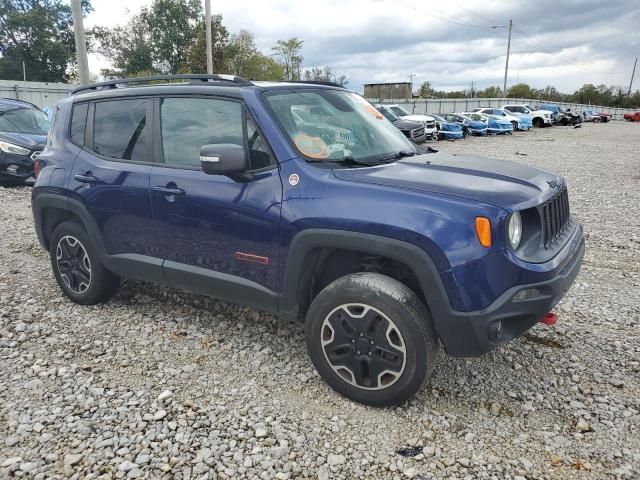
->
[92,99,149,161]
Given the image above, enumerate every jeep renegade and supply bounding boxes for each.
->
[32,75,584,406]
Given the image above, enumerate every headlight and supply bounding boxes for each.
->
[0,141,30,156]
[508,211,522,249]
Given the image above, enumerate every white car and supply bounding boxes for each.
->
[376,104,438,140]
[502,104,553,128]
[472,108,532,131]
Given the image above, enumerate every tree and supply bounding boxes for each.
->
[0,0,92,82]
[302,66,348,86]
[272,38,303,80]
[145,0,201,74]
[416,81,434,98]
[182,14,229,73]
[92,12,154,78]
[476,86,502,98]
[507,83,536,98]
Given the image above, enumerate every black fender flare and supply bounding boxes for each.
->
[32,193,164,283]
[278,229,453,320]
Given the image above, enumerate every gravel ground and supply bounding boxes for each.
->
[0,121,638,480]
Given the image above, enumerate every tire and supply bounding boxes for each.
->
[510,121,518,131]
[305,272,439,407]
[49,220,120,304]
[533,118,543,128]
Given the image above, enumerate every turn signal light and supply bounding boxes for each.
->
[475,217,492,247]
[33,159,41,178]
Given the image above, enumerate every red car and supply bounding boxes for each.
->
[623,112,640,122]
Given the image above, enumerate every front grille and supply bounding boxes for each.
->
[410,127,425,140]
[540,186,570,248]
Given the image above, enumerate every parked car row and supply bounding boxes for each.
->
[373,101,634,146]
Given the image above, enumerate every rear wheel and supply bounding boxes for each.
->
[511,121,518,131]
[50,220,120,304]
[305,273,439,407]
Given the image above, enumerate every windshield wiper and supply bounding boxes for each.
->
[374,150,417,164]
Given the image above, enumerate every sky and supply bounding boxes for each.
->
[83,0,640,94]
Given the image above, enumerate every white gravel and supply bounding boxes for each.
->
[1,121,639,479]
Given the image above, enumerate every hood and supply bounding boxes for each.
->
[401,114,435,123]
[488,118,512,129]
[0,131,47,149]
[438,122,462,132]
[392,118,423,131]
[332,152,561,210]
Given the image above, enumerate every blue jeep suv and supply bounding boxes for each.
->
[32,75,584,406]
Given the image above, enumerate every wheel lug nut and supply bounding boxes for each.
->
[356,350,360,355]
[359,333,364,336]
[368,351,372,356]
[369,340,374,345]
[351,339,355,343]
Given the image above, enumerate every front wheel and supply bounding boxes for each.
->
[511,121,518,131]
[305,273,439,407]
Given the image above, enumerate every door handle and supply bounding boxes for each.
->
[74,173,100,184]
[152,186,185,196]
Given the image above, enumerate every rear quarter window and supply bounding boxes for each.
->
[70,103,88,146]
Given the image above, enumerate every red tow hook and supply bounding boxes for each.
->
[540,312,558,325]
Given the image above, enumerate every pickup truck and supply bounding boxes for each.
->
[503,104,553,128]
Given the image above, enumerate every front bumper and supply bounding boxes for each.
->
[440,130,464,139]
[433,226,585,357]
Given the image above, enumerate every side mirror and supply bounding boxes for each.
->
[200,144,248,175]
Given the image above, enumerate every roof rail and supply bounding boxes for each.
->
[70,74,252,95]
[281,80,347,89]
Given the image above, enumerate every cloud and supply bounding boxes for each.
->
[85,0,640,93]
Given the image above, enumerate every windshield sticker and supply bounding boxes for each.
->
[294,134,330,159]
[364,104,384,120]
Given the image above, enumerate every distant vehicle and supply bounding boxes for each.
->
[0,98,49,187]
[582,109,611,123]
[375,105,428,143]
[462,112,513,135]
[440,113,488,136]
[429,114,465,140]
[536,104,581,126]
[502,104,552,128]
[472,108,532,131]
[623,111,640,122]
[376,104,438,140]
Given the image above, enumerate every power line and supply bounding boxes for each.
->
[389,0,504,29]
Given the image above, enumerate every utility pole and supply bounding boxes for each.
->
[470,81,475,98]
[205,0,213,74]
[628,57,637,97]
[22,61,26,83]
[408,74,415,99]
[503,19,512,98]
[71,0,89,85]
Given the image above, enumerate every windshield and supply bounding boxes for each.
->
[265,89,414,163]
[377,106,400,122]
[389,105,410,117]
[0,106,49,135]
[431,114,446,122]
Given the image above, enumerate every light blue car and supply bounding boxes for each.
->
[473,108,532,131]
[462,112,514,135]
